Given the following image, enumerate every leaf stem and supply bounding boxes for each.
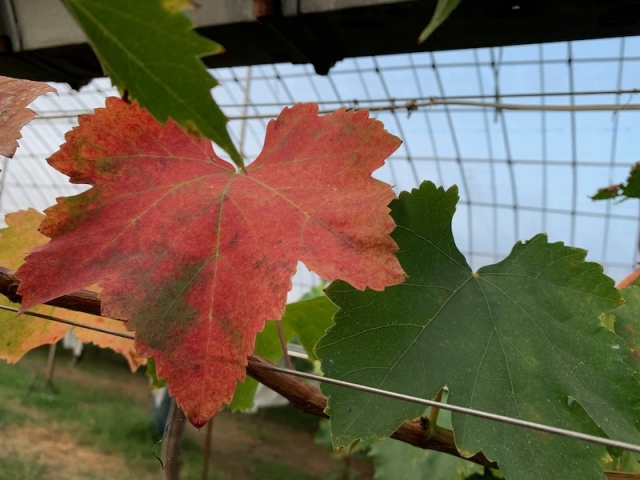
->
[276,318,294,370]
[428,389,444,437]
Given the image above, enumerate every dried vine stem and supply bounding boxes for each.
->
[0,267,636,478]
[0,268,102,316]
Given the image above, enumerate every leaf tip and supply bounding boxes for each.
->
[190,413,209,429]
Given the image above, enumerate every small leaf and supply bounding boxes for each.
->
[317,181,640,480]
[0,76,55,159]
[591,185,622,200]
[61,0,242,167]
[592,162,640,201]
[417,0,462,44]
[17,100,405,427]
[146,357,168,389]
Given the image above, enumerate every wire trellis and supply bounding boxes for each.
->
[5,302,640,458]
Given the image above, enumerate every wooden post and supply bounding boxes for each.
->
[44,342,57,392]
[162,398,186,480]
[201,418,215,480]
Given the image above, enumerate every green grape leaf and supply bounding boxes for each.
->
[230,296,336,411]
[417,0,462,44]
[315,418,374,457]
[608,287,640,373]
[298,282,328,302]
[592,162,640,201]
[285,295,337,362]
[611,287,640,347]
[146,357,168,389]
[61,0,242,167]
[369,439,483,480]
[317,181,640,480]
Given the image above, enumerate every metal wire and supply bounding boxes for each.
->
[32,90,640,122]
[0,304,134,340]
[252,362,640,456]
[7,301,640,456]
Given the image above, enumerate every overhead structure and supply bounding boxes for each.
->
[1,0,640,290]
[2,0,640,84]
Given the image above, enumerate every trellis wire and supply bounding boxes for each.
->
[32,95,640,123]
[0,304,133,340]
[253,362,640,456]
[6,303,640,457]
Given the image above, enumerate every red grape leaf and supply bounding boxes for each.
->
[17,98,406,426]
[0,76,55,158]
[0,209,144,372]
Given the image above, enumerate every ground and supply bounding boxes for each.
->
[0,345,373,480]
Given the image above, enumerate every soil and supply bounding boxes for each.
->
[0,424,130,480]
[11,348,374,480]
[194,410,348,479]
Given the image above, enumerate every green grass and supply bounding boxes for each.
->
[0,345,361,480]
[249,459,323,480]
[0,348,213,480]
[0,455,48,480]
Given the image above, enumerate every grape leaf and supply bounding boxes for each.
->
[284,295,337,362]
[607,287,640,373]
[417,0,462,44]
[0,76,55,159]
[16,99,405,427]
[230,295,337,411]
[591,162,640,201]
[61,0,242,167]
[317,182,640,480]
[0,209,68,360]
[0,209,144,372]
[369,440,483,480]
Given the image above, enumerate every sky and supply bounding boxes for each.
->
[3,35,640,299]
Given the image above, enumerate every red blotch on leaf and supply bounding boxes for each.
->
[17,98,406,425]
[0,76,55,158]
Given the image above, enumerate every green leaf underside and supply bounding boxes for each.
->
[369,440,483,480]
[417,0,462,44]
[230,296,337,410]
[317,182,640,480]
[61,0,242,166]
[592,162,640,201]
